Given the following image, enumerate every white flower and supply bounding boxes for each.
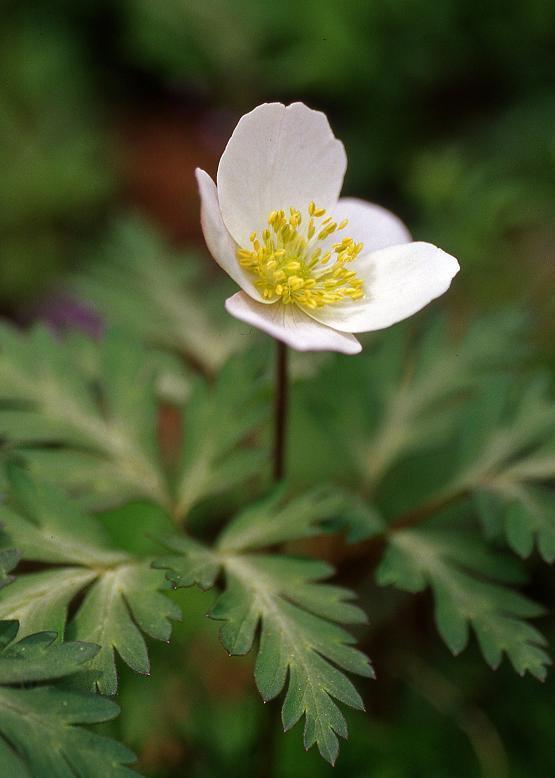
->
[196,102,459,355]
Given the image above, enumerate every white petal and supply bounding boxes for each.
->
[304,242,460,333]
[225,292,361,355]
[217,102,347,247]
[195,168,264,301]
[332,197,411,252]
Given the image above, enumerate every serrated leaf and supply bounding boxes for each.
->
[70,563,180,695]
[0,685,138,777]
[474,487,555,563]
[2,465,126,566]
[0,318,269,519]
[153,535,220,590]
[462,379,555,562]
[174,351,268,520]
[472,490,505,538]
[217,486,349,553]
[0,323,170,510]
[0,622,138,776]
[324,496,386,543]
[292,312,528,492]
[459,378,555,484]
[0,470,180,694]
[0,568,98,638]
[377,527,550,679]
[218,557,370,766]
[155,490,373,765]
[73,215,244,375]
[0,630,98,684]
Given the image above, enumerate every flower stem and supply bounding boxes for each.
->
[273,340,288,482]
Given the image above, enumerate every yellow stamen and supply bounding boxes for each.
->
[236,203,364,308]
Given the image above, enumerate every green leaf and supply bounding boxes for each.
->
[174,351,268,520]
[0,568,98,639]
[69,564,179,695]
[217,486,349,553]
[2,465,126,566]
[0,630,98,685]
[463,379,555,562]
[0,320,269,519]
[0,623,138,776]
[458,378,555,479]
[472,490,505,538]
[0,548,18,590]
[73,215,245,376]
[153,535,220,591]
[155,490,373,765]
[291,312,527,493]
[324,496,386,543]
[377,527,550,680]
[0,469,180,694]
[0,323,170,510]
[505,492,555,562]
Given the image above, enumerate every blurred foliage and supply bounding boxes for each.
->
[0,320,267,514]
[1,0,554,774]
[0,4,114,305]
[73,217,244,377]
[1,217,554,771]
[1,0,553,330]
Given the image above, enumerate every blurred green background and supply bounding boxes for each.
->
[1,0,554,775]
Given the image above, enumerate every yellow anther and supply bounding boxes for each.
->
[317,223,337,240]
[236,202,365,309]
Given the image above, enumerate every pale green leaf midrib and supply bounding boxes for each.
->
[0,569,97,625]
[77,565,133,646]
[224,555,342,739]
[6,366,169,505]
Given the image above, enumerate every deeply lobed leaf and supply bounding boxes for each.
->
[174,350,269,521]
[0,622,138,776]
[377,527,550,680]
[291,312,528,493]
[155,489,373,765]
[458,378,555,562]
[0,469,180,694]
[0,324,170,510]
[73,216,245,376]
[0,317,270,520]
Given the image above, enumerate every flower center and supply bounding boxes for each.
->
[236,202,365,309]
